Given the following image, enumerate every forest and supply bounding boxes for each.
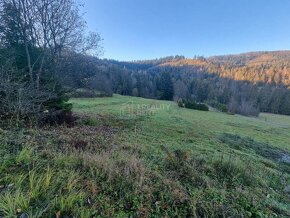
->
[63,52,290,117]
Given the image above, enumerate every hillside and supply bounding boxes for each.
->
[1,95,290,217]
[209,51,290,65]
[86,51,290,116]
[153,51,290,86]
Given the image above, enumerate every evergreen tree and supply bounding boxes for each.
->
[159,73,174,100]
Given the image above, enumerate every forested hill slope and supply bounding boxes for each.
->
[64,51,290,116]
[152,51,290,86]
[209,51,290,65]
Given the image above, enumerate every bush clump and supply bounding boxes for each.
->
[210,101,228,113]
[177,98,209,111]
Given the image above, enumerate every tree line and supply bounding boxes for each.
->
[62,54,290,116]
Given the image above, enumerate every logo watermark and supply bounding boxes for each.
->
[120,101,170,118]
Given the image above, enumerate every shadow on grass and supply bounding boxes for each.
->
[219,133,290,172]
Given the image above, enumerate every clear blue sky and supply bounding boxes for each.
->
[82,0,290,61]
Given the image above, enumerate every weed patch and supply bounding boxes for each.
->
[212,156,256,187]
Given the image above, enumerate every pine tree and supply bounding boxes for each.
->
[159,73,174,100]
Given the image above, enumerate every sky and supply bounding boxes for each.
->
[82,0,290,61]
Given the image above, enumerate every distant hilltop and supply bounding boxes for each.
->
[108,51,290,86]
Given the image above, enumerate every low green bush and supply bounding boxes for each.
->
[177,98,185,108]
[186,101,209,111]
[177,99,209,111]
[209,101,228,112]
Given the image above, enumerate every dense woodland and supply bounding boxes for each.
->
[64,52,290,116]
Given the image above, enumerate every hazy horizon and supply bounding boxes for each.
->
[100,49,290,62]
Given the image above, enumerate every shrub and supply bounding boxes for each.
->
[218,104,228,112]
[177,98,185,108]
[210,101,228,112]
[177,99,209,111]
[184,100,209,111]
[38,109,75,126]
[0,69,72,126]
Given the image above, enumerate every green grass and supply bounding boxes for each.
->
[1,94,290,217]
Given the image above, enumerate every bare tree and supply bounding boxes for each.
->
[0,0,101,88]
[173,80,189,101]
[0,0,102,123]
[0,65,55,124]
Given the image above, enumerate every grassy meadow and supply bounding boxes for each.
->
[1,95,290,217]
